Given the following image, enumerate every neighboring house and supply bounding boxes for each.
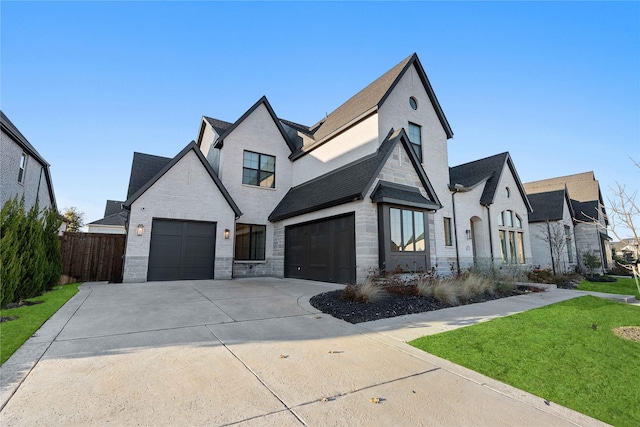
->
[86,200,127,234]
[0,110,57,212]
[612,238,638,263]
[449,152,533,272]
[526,187,578,274]
[524,172,612,274]
[121,53,533,284]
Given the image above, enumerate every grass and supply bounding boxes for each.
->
[410,296,640,426]
[0,283,81,365]
[578,276,640,300]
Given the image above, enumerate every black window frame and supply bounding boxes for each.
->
[408,122,422,162]
[18,152,27,184]
[234,223,266,261]
[242,150,275,188]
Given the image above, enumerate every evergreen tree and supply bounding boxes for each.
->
[1,196,25,307]
[42,206,63,290]
[15,201,47,301]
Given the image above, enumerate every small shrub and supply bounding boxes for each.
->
[432,280,459,306]
[384,273,418,296]
[527,268,554,283]
[416,275,436,298]
[462,273,493,298]
[339,278,384,303]
[495,280,516,293]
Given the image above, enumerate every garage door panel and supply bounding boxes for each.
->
[148,219,216,281]
[285,214,355,284]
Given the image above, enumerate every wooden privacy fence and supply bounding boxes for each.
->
[59,232,126,284]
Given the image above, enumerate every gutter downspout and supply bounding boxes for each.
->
[451,189,461,274]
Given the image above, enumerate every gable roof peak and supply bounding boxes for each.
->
[309,53,452,144]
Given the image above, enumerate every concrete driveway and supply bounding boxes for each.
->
[0,278,605,426]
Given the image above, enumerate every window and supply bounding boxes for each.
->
[498,210,525,264]
[565,226,574,263]
[235,224,266,260]
[408,122,422,162]
[18,153,27,184]
[242,151,275,188]
[409,96,418,110]
[506,187,510,198]
[390,207,425,252]
[443,217,453,246]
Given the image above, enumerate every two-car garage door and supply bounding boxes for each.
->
[284,213,355,284]
[147,219,216,281]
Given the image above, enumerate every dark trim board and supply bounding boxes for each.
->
[284,213,355,284]
[147,218,216,281]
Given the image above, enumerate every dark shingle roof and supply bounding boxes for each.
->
[126,153,172,199]
[203,116,233,136]
[370,181,440,210]
[123,142,242,218]
[527,190,566,222]
[450,152,532,212]
[88,210,128,227]
[269,128,441,222]
[104,200,124,217]
[524,172,601,203]
[572,200,599,222]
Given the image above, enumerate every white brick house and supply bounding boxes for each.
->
[525,172,612,274]
[121,53,534,283]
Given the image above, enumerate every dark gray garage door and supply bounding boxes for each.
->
[147,219,216,281]
[285,213,355,284]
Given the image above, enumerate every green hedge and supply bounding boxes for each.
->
[0,196,62,308]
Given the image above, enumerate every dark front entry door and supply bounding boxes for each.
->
[147,219,216,281]
[284,213,355,284]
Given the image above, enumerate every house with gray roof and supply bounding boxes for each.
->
[87,200,128,234]
[1,111,57,212]
[448,152,533,271]
[524,171,612,274]
[526,188,578,273]
[119,53,533,284]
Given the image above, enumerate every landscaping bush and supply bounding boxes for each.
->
[527,268,554,283]
[340,277,384,303]
[0,196,62,307]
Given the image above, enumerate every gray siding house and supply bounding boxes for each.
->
[1,111,56,212]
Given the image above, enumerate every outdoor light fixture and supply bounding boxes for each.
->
[136,224,144,236]
[466,229,472,240]
[224,229,230,239]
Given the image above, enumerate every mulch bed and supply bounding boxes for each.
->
[310,288,526,324]
[0,300,44,323]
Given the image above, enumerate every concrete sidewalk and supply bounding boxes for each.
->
[1,279,620,426]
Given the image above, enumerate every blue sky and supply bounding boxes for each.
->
[2,1,639,237]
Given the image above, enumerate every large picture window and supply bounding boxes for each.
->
[235,224,266,260]
[408,123,422,162]
[497,210,525,264]
[390,207,425,252]
[242,151,275,188]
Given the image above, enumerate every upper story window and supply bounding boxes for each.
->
[390,207,425,252]
[506,187,511,198]
[408,122,422,162]
[409,96,418,110]
[243,151,275,188]
[18,153,27,184]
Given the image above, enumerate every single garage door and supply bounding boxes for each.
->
[285,213,355,284]
[147,219,216,281]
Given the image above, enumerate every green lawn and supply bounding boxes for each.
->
[578,276,640,300]
[0,283,81,365]
[410,296,640,427]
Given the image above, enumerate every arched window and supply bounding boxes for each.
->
[497,210,525,264]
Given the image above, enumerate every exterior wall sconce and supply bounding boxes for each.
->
[136,224,144,236]
[224,229,230,239]
[465,229,472,240]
